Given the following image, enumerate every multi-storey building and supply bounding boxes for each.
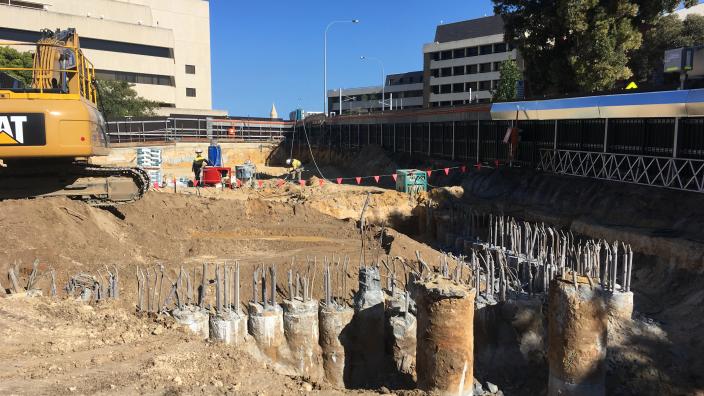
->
[327,71,424,115]
[0,0,221,116]
[422,15,522,107]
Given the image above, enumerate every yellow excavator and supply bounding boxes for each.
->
[0,28,148,205]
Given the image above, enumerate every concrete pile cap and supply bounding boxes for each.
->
[416,275,473,301]
[281,299,318,314]
[248,302,283,315]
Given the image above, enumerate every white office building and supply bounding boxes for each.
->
[0,0,222,115]
[422,15,523,107]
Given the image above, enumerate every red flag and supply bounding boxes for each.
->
[257,180,263,188]
[461,165,467,173]
[336,177,343,184]
[373,175,380,183]
[236,179,242,187]
[392,173,397,181]
[355,177,362,184]
[444,167,450,175]
[277,179,284,187]
[426,169,432,177]
[475,163,482,170]
[318,178,325,186]
[298,179,306,186]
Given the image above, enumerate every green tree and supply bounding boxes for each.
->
[96,79,159,120]
[493,0,697,96]
[492,59,521,101]
[631,14,704,81]
[0,46,34,86]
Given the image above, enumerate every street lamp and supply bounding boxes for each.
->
[324,19,359,116]
[360,56,385,112]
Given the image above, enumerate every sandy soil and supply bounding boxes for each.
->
[0,182,440,395]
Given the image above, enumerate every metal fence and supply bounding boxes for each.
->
[106,117,294,144]
[298,116,704,193]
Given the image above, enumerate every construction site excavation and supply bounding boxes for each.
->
[0,136,702,396]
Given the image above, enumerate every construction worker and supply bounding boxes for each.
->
[192,149,211,186]
[286,158,303,181]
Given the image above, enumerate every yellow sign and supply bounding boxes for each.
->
[625,82,638,90]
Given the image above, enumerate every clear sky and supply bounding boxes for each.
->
[209,0,495,117]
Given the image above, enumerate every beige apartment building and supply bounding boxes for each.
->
[0,0,221,115]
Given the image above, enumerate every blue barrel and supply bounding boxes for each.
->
[208,144,223,167]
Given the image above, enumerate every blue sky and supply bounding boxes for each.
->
[210,0,495,117]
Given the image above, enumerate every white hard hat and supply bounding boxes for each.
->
[286,159,292,165]
[195,149,203,153]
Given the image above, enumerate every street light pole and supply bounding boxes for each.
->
[324,19,359,116]
[360,56,385,112]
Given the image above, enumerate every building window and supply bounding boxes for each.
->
[479,63,492,73]
[494,43,507,53]
[185,64,196,74]
[453,48,465,58]
[452,100,464,106]
[467,81,478,91]
[441,50,452,60]
[479,81,491,91]
[431,52,440,61]
[186,88,197,97]
[431,69,440,78]
[441,67,452,77]
[0,0,45,10]
[493,62,502,72]
[493,80,501,89]
[95,69,174,86]
[440,84,451,94]
[480,44,493,55]
[467,47,478,57]
[467,64,478,74]
[440,101,451,107]
[452,83,464,93]
[453,66,465,76]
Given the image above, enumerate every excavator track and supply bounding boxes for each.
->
[80,165,151,206]
[0,161,151,206]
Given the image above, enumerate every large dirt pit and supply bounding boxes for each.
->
[2,157,704,396]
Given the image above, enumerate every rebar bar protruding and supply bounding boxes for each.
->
[270,265,277,306]
[234,261,240,314]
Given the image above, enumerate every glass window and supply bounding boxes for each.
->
[467,64,478,74]
[453,48,465,58]
[185,64,196,74]
[440,84,451,94]
[452,83,464,93]
[479,63,491,73]
[431,69,440,78]
[453,66,465,76]
[480,44,493,55]
[493,80,501,89]
[441,50,452,60]
[493,62,502,71]
[466,47,478,57]
[479,81,491,91]
[186,87,197,97]
[466,81,478,91]
[440,101,451,107]
[494,43,507,53]
[431,52,440,61]
[441,67,452,77]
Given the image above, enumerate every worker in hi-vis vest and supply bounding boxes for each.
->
[192,149,211,186]
[286,158,303,181]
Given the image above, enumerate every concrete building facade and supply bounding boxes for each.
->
[422,15,522,107]
[0,0,218,115]
[327,71,424,115]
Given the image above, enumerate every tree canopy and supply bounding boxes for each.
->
[493,59,521,101]
[492,0,698,96]
[0,46,34,86]
[630,13,704,82]
[96,80,159,120]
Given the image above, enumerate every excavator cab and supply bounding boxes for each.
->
[0,28,148,205]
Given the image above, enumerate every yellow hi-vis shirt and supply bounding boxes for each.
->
[291,159,302,170]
